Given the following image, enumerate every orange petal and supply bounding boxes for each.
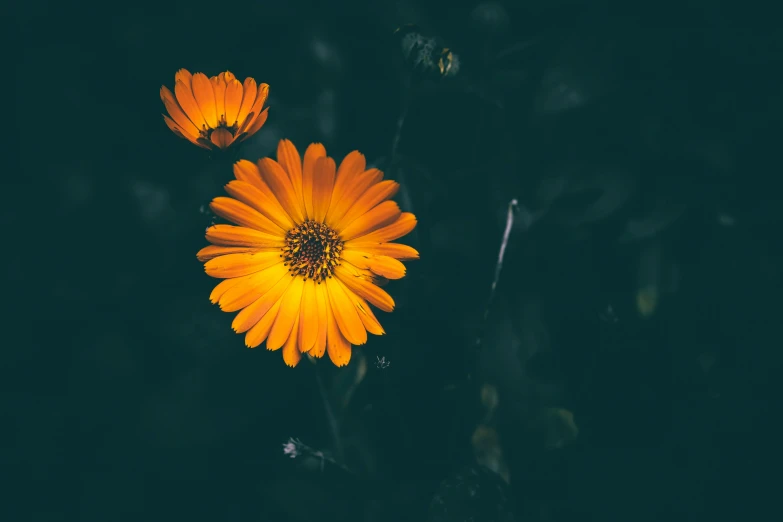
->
[241,83,269,133]
[191,72,218,128]
[160,86,200,138]
[282,314,302,367]
[340,250,370,269]
[267,276,305,350]
[175,69,193,85]
[277,139,304,208]
[240,106,268,140]
[174,79,207,130]
[210,127,234,149]
[233,160,266,190]
[327,151,366,222]
[224,79,243,126]
[162,115,208,148]
[325,296,351,367]
[327,168,384,229]
[335,265,395,312]
[236,77,257,127]
[197,245,258,262]
[345,242,419,260]
[302,143,327,219]
[204,251,282,278]
[347,213,417,245]
[245,295,284,348]
[344,289,385,336]
[209,277,244,304]
[213,76,227,123]
[205,224,286,248]
[311,282,329,358]
[218,263,289,312]
[298,279,318,353]
[224,179,295,231]
[335,180,400,231]
[312,156,336,223]
[232,273,295,333]
[339,201,401,241]
[257,158,305,224]
[365,255,406,279]
[325,277,367,345]
[209,197,285,236]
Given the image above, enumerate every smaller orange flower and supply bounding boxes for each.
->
[160,69,269,150]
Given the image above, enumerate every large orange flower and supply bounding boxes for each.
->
[160,69,269,150]
[197,140,419,367]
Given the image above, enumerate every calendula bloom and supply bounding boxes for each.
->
[160,69,269,150]
[197,139,418,367]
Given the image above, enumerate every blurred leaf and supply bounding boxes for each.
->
[540,407,579,449]
[472,425,510,483]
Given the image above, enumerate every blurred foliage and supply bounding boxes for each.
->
[9,0,783,521]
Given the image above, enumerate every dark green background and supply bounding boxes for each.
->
[10,1,782,521]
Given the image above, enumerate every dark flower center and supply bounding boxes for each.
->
[282,220,344,282]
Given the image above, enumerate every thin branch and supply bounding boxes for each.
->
[473,198,519,356]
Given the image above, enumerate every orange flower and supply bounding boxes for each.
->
[197,140,419,367]
[160,69,269,150]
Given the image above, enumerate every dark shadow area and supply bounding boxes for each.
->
[9,0,782,521]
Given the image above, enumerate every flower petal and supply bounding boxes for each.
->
[312,156,336,223]
[345,242,418,260]
[224,79,243,126]
[236,77,257,127]
[326,297,351,367]
[211,75,226,125]
[224,179,295,231]
[241,84,269,133]
[326,169,383,228]
[339,201,401,241]
[209,277,243,304]
[311,282,329,358]
[160,86,200,138]
[335,265,395,312]
[282,314,302,367]
[365,255,406,279]
[205,224,286,248]
[346,213,417,245]
[240,107,269,140]
[218,263,289,312]
[245,295,284,348]
[335,180,400,231]
[257,158,305,224]
[346,290,385,336]
[327,151,366,222]
[204,251,282,278]
[162,115,208,148]
[232,273,295,333]
[191,72,218,128]
[298,279,318,353]
[325,277,367,345]
[197,245,258,262]
[302,143,327,219]
[210,127,234,149]
[267,276,305,350]
[210,196,285,236]
[174,79,207,130]
[277,139,304,209]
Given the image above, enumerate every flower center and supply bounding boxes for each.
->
[281,220,344,282]
[198,116,238,138]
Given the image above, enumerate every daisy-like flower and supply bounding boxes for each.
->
[160,69,269,150]
[197,140,419,367]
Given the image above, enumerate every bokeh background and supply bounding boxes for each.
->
[10,1,783,521]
